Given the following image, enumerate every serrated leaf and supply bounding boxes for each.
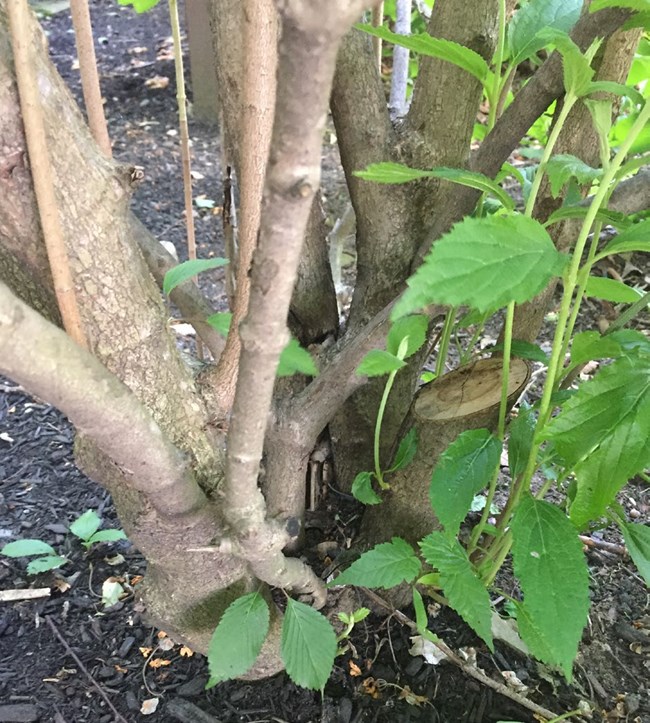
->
[281,599,337,691]
[163,258,229,295]
[590,0,650,10]
[355,24,490,83]
[392,215,567,318]
[507,0,581,65]
[26,555,68,574]
[537,30,596,97]
[544,205,630,230]
[419,532,493,649]
[356,350,406,377]
[595,219,650,260]
[542,355,650,527]
[205,312,232,336]
[620,522,650,585]
[1,539,56,557]
[87,529,127,545]
[329,538,421,588]
[511,495,590,679]
[429,430,502,538]
[508,403,536,481]
[386,315,428,359]
[355,164,514,210]
[389,428,418,472]
[545,155,602,198]
[351,472,382,505]
[207,592,269,684]
[69,509,102,541]
[585,276,643,304]
[570,329,650,365]
[277,338,318,377]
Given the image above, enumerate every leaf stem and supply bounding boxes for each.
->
[487,0,507,131]
[374,369,398,489]
[435,307,456,378]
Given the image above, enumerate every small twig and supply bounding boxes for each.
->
[360,588,561,722]
[579,535,627,557]
[45,615,129,723]
[0,587,50,602]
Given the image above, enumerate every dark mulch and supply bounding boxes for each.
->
[1,2,649,722]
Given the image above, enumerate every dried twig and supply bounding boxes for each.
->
[579,535,627,557]
[70,0,111,156]
[361,588,562,722]
[0,587,50,602]
[7,0,86,347]
[45,615,129,723]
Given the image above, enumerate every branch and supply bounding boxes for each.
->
[7,0,86,347]
[603,166,650,216]
[222,0,371,602]
[0,282,206,518]
[131,214,226,360]
[388,0,411,119]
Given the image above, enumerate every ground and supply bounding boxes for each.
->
[0,2,649,722]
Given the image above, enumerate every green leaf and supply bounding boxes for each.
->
[570,329,650,366]
[556,35,598,97]
[117,0,161,12]
[389,428,418,472]
[1,539,56,557]
[586,81,645,107]
[595,219,650,260]
[386,315,428,360]
[507,0,582,65]
[355,24,490,83]
[544,205,630,230]
[490,340,550,364]
[590,0,650,10]
[419,532,493,649]
[356,350,406,377]
[26,555,68,574]
[355,164,514,211]
[620,522,650,586]
[69,509,102,541]
[277,338,318,377]
[87,529,127,545]
[508,403,536,481]
[205,312,232,337]
[329,538,421,588]
[412,588,429,633]
[429,430,502,539]
[281,599,337,691]
[163,258,229,295]
[207,592,270,685]
[545,155,602,198]
[542,355,650,527]
[610,111,650,153]
[622,11,650,29]
[392,215,567,318]
[510,495,590,679]
[351,472,382,505]
[585,276,643,304]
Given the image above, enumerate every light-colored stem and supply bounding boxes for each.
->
[70,0,111,157]
[169,0,202,358]
[388,0,411,119]
[372,1,384,71]
[7,0,86,348]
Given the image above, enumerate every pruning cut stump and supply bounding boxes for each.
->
[360,358,531,547]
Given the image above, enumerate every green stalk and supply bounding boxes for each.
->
[524,96,578,218]
[513,99,650,519]
[605,289,650,335]
[487,0,507,131]
[374,368,399,489]
[435,307,456,378]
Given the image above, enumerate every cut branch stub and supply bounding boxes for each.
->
[360,358,531,547]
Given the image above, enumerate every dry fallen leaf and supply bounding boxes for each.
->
[398,685,429,707]
[139,647,153,657]
[179,646,194,658]
[148,658,171,669]
[145,75,170,90]
[114,664,128,674]
[140,697,159,715]
[348,660,362,677]
[361,677,381,699]
[158,637,174,652]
